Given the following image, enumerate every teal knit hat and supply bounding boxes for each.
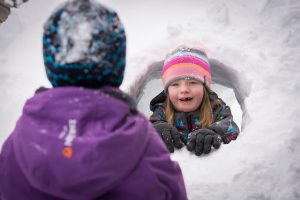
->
[43,0,126,88]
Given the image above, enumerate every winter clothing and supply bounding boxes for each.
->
[150,91,240,146]
[0,0,188,199]
[187,128,222,156]
[0,0,29,8]
[153,121,184,153]
[43,0,126,88]
[0,87,187,200]
[162,47,211,89]
[0,1,9,23]
[0,0,29,23]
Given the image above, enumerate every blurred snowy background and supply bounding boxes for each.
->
[1,0,300,199]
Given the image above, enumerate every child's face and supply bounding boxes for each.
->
[168,79,204,112]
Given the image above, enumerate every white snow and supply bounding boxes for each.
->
[54,3,104,64]
[1,0,300,199]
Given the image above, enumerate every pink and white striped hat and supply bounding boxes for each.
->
[162,47,211,89]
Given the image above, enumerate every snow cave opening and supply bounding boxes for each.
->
[129,59,250,131]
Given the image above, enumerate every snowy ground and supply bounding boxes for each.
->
[1,0,300,199]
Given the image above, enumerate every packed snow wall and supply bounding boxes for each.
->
[127,58,250,131]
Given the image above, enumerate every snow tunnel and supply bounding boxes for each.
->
[127,58,251,131]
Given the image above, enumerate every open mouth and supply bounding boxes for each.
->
[179,97,193,102]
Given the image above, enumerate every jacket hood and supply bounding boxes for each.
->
[3,87,150,199]
[150,90,166,112]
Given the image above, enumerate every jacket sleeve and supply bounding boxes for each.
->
[0,0,29,8]
[149,104,167,123]
[0,0,29,23]
[0,1,10,23]
[207,102,240,144]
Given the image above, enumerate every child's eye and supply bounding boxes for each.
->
[189,81,199,85]
[170,83,179,87]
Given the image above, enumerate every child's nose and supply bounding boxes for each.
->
[179,83,190,93]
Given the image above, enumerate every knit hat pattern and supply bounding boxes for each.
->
[162,47,211,89]
[43,0,126,88]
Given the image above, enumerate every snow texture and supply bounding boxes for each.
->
[56,14,96,64]
[1,0,300,199]
[50,0,124,65]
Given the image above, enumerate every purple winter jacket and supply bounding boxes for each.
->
[0,87,187,200]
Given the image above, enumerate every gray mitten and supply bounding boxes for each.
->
[153,122,184,153]
[187,128,222,156]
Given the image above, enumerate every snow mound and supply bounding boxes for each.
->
[127,57,250,131]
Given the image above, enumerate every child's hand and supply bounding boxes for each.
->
[187,129,222,156]
[153,122,184,153]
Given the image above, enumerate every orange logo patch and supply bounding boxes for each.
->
[62,147,73,158]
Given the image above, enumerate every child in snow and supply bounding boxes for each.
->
[150,46,240,155]
[0,0,187,199]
